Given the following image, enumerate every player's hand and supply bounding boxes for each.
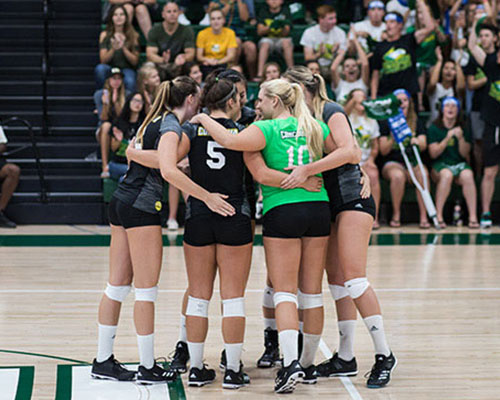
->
[204,193,235,217]
[190,113,207,125]
[300,176,323,192]
[360,168,371,199]
[281,165,310,189]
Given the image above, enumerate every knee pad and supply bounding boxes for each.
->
[186,296,209,318]
[105,283,131,302]
[222,297,245,318]
[297,290,323,310]
[329,284,349,301]
[273,291,298,307]
[262,286,275,308]
[344,278,370,299]
[134,286,158,302]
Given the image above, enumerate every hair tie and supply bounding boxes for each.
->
[215,77,219,82]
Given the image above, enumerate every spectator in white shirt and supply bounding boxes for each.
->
[300,5,347,81]
[353,0,386,54]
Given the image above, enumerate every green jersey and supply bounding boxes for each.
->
[427,123,471,167]
[253,117,330,215]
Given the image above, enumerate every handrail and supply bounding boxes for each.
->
[42,0,50,136]
[3,117,48,203]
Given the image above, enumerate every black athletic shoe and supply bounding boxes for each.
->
[91,355,136,381]
[169,341,189,373]
[0,211,16,228]
[188,365,216,387]
[137,363,177,385]
[366,352,397,388]
[301,365,318,384]
[274,360,304,393]
[223,367,247,389]
[257,328,280,368]
[316,352,358,378]
[219,350,250,384]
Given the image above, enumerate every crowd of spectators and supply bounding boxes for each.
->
[92,0,500,229]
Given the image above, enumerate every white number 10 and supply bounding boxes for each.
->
[287,145,312,167]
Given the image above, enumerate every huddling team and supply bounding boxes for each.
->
[90,66,396,394]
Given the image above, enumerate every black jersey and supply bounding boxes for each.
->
[321,101,365,207]
[113,112,183,214]
[182,117,250,219]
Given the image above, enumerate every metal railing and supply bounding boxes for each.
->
[3,117,48,203]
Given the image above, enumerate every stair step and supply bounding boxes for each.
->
[0,111,96,127]
[7,142,98,159]
[0,1,42,13]
[17,175,102,192]
[6,201,104,224]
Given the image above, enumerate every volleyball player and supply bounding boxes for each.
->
[282,66,397,388]
[190,79,334,393]
[91,77,201,384]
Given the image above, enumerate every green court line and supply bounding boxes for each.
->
[0,367,35,400]
[1,233,500,246]
[0,350,88,364]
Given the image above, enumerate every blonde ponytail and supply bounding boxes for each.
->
[312,73,331,120]
[289,83,324,160]
[136,81,171,146]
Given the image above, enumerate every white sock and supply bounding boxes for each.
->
[96,324,117,362]
[299,333,321,368]
[224,342,243,372]
[137,333,155,369]
[338,320,356,361]
[178,315,187,343]
[263,318,277,330]
[187,341,204,369]
[299,321,304,333]
[363,315,390,356]
[279,330,298,368]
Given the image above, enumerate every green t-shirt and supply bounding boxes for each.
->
[406,26,447,67]
[253,117,330,214]
[147,23,195,60]
[427,123,471,166]
[99,34,140,70]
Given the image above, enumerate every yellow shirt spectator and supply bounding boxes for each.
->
[196,27,237,60]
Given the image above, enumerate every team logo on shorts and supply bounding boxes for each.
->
[155,201,162,211]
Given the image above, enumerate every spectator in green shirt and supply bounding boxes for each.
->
[428,96,479,229]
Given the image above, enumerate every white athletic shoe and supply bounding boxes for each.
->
[178,13,191,25]
[167,219,179,231]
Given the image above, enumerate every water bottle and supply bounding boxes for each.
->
[453,201,462,226]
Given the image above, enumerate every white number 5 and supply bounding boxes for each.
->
[206,141,226,169]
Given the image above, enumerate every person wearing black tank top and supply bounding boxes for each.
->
[92,77,200,385]
[282,66,397,389]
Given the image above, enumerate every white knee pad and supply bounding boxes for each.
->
[105,283,131,302]
[273,291,298,307]
[329,284,349,301]
[262,286,275,308]
[134,286,158,302]
[186,296,209,318]
[298,290,323,310]
[344,278,370,299]
[222,297,245,318]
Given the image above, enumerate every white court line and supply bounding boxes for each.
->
[1,288,500,294]
[319,339,363,400]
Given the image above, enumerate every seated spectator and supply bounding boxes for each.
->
[196,8,238,78]
[408,1,449,112]
[331,29,369,104]
[263,61,280,81]
[427,47,465,127]
[108,0,160,38]
[137,62,161,113]
[428,97,478,229]
[370,1,434,99]
[109,92,146,182]
[344,88,381,228]
[208,0,258,79]
[300,5,346,81]
[256,0,293,81]
[352,1,386,54]
[181,61,204,85]
[96,5,140,92]
[146,1,195,81]
[94,68,127,178]
[0,124,19,228]
[378,89,430,228]
[305,60,321,75]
